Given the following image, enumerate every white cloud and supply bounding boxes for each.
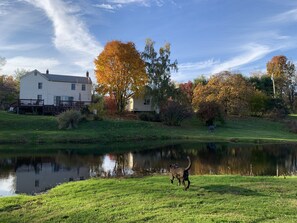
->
[173,43,275,82]
[108,0,149,4]
[0,2,45,42]
[179,59,219,71]
[111,0,164,6]
[95,0,164,11]
[94,3,124,11]
[211,43,273,74]
[95,3,117,10]
[271,8,297,23]
[173,59,218,82]
[0,1,10,16]
[22,0,102,69]
[2,56,60,75]
[0,43,43,51]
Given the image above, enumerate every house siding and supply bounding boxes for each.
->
[126,97,153,112]
[20,71,92,105]
[46,81,92,105]
[20,72,50,103]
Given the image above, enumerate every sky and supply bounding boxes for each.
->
[0,0,297,82]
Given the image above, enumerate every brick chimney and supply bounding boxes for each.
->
[46,69,49,74]
[86,71,89,78]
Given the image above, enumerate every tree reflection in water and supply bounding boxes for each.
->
[1,142,297,196]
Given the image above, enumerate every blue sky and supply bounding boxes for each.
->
[0,0,297,82]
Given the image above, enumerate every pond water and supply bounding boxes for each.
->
[1,142,297,197]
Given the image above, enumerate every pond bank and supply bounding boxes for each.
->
[1,111,297,145]
[1,175,297,222]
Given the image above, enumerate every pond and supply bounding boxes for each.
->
[1,142,297,197]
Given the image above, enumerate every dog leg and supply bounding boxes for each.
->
[182,180,186,189]
[185,180,190,190]
[170,175,174,184]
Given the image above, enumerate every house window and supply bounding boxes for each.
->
[56,96,74,106]
[38,82,42,89]
[37,95,42,100]
[82,84,86,91]
[71,83,76,90]
[144,98,150,105]
[35,180,39,187]
[54,96,61,106]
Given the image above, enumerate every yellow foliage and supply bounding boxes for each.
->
[266,55,287,81]
[192,72,254,116]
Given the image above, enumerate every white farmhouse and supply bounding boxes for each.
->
[126,96,154,112]
[20,69,92,105]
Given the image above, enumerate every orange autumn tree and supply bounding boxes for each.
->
[94,41,148,113]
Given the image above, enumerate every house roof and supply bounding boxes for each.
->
[43,73,92,84]
[23,70,92,84]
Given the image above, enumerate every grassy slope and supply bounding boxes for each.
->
[1,176,297,223]
[289,114,297,120]
[0,111,297,144]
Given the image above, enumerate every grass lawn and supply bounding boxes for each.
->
[288,114,297,120]
[1,175,297,222]
[0,111,297,144]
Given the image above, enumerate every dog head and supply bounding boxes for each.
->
[169,163,179,169]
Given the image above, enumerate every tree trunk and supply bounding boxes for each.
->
[271,76,276,98]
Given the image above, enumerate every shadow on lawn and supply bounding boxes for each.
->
[0,204,22,212]
[201,184,263,196]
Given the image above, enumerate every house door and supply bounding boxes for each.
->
[54,96,61,106]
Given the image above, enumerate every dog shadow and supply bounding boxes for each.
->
[198,184,264,196]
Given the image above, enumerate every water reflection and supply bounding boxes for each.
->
[1,142,297,196]
[0,174,15,196]
[15,162,89,194]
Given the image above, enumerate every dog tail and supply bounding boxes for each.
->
[185,156,191,171]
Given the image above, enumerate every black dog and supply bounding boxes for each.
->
[169,156,191,190]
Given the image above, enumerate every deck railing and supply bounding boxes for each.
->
[57,100,91,107]
[15,99,92,115]
[18,99,44,106]
[17,99,92,107]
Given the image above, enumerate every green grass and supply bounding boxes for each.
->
[0,111,297,144]
[288,114,297,120]
[1,175,297,222]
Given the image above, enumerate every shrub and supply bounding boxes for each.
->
[260,98,288,120]
[266,98,289,114]
[249,91,268,116]
[161,101,192,126]
[196,101,225,125]
[138,112,161,122]
[265,108,287,120]
[57,109,82,129]
[80,106,90,115]
[88,100,105,121]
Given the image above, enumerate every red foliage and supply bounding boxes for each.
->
[179,81,194,105]
[104,96,117,114]
[196,101,225,125]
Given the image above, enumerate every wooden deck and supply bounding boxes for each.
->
[14,99,91,115]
